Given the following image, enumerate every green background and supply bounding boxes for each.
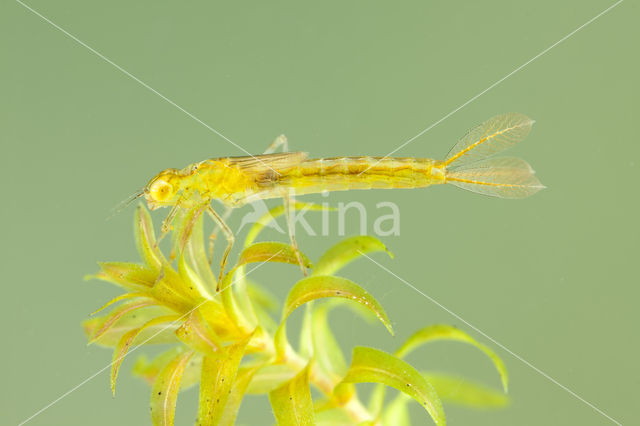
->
[2,1,637,425]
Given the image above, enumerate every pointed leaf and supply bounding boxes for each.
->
[423,373,509,409]
[179,353,204,392]
[312,302,347,378]
[298,304,314,359]
[133,347,185,385]
[218,366,261,426]
[269,363,315,426]
[313,235,393,276]
[282,275,393,335]
[315,408,353,425]
[339,347,445,426]
[89,299,157,344]
[381,393,412,426]
[396,325,508,392]
[175,308,224,357]
[218,242,311,331]
[228,270,259,329]
[246,280,279,312]
[150,266,201,313]
[273,321,291,363]
[170,204,208,257]
[198,299,246,341]
[111,315,179,394]
[251,300,278,334]
[135,204,168,272]
[182,213,217,292]
[237,241,312,269]
[178,253,214,300]
[368,383,387,418]
[197,336,251,426]
[246,280,279,333]
[134,348,202,393]
[84,306,178,347]
[218,269,254,333]
[92,262,157,291]
[235,204,320,329]
[150,350,194,426]
[246,364,297,394]
[90,292,148,315]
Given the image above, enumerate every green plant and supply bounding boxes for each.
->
[84,203,509,425]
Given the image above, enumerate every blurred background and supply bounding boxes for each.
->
[2,0,637,425]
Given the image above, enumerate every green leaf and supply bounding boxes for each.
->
[170,204,208,257]
[178,253,214,300]
[282,275,393,335]
[237,241,312,270]
[368,383,387,418]
[218,242,311,332]
[111,315,179,394]
[133,347,185,385]
[244,202,332,248]
[90,292,148,315]
[252,302,278,335]
[313,235,393,276]
[396,325,508,392]
[134,347,202,393]
[312,302,348,378]
[246,280,279,312]
[269,363,315,426]
[198,300,246,341]
[179,353,204,392]
[245,364,297,394]
[422,372,509,409]
[218,272,253,334]
[92,262,157,291]
[381,393,412,426]
[229,271,259,329]
[245,280,279,333]
[88,299,157,344]
[197,336,251,426]
[298,303,315,359]
[83,306,178,347]
[237,204,321,330]
[181,213,217,293]
[218,366,261,425]
[315,408,353,425]
[150,350,194,426]
[135,204,168,272]
[273,321,289,362]
[150,265,202,313]
[175,308,224,356]
[339,347,445,426]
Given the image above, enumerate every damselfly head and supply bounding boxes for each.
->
[143,168,182,210]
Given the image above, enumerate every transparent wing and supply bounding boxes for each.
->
[447,157,545,199]
[225,152,308,175]
[444,113,534,168]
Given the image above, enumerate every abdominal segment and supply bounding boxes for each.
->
[271,157,440,196]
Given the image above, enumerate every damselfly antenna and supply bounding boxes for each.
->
[107,189,145,221]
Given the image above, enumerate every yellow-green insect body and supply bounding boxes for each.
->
[136,113,544,285]
[143,113,543,213]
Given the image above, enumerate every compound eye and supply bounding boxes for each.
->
[149,179,173,202]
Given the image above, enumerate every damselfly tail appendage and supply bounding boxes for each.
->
[442,113,545,199]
